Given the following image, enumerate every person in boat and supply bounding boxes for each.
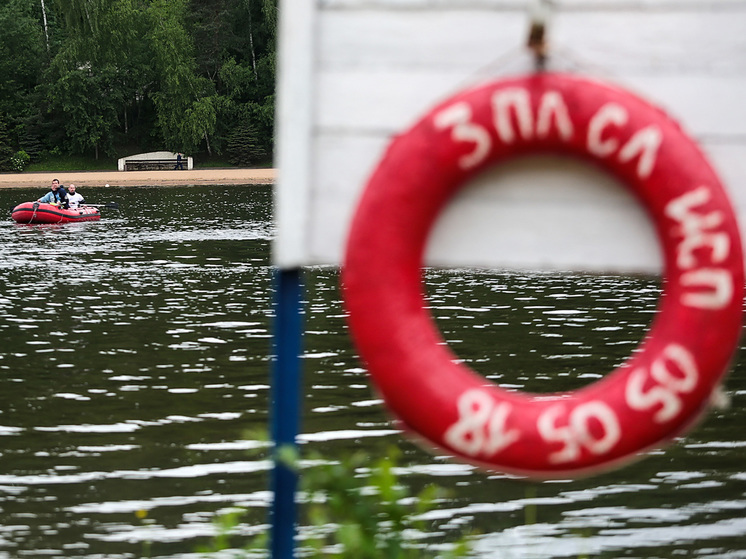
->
[37,179,68,207]
[66,184,85,209]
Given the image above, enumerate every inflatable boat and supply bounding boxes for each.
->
[11,202,101,224]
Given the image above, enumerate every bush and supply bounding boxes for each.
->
[226,121,266,166]
[297,446,470,558]
[10,150,30,172]
[196,444,472,558]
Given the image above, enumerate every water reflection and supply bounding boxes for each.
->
[0,185,743,557]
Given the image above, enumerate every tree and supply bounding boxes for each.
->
[211,0,277,157]
[226,119,265,165]
[46,66,123,158]
[0,118,17,171]
[188,0,232,82]
[0,0,46,150]
[0,0,279,162]
[91,0,155,146]
[146,0,217,154]
[44,0,155,156]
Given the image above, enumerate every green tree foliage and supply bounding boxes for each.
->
[147,0,217,154]
[0,0,46,146]
[46,66,122,158]
[0,0,277,164]
[226,119,265,166]
[194,0,277,157]
[0,119,16,171]
[197,445,472,557]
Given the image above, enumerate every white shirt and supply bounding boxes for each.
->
[67,192,85,209]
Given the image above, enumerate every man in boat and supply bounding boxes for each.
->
[66,184,85,209]
[37,178,68,207]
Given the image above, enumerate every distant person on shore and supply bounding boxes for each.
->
[66,184,85,209]
[174,152,184,170]
[37,178,68,207]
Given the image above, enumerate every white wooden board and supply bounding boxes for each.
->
[274,0,746,273]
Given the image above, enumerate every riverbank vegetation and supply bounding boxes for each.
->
[197,445,472,557]
[0,0,276,172]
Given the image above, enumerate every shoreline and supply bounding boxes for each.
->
[0,168,276,188]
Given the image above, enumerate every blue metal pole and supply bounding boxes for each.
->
[270,267,304,558]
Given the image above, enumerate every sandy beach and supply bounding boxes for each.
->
[0,168,275,188]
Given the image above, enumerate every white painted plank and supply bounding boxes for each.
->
[316,71,746,137]
[305,141,745,272]
[272,0,317,268]
[318,9,746,74]
[315,9,746,137]
[321,0,746,9]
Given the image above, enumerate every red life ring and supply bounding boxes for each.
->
[342,73,744,478]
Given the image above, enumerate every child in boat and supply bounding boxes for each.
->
[66,184,85,209]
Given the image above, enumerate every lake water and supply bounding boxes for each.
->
[0,184,744,558]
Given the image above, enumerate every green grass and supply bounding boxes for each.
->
[26,155,117,172]
[195,154,273,168]
[193,157,238,168]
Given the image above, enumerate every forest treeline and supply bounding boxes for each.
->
[0,0,277,170]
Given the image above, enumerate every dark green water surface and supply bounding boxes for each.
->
[0,184,744,558]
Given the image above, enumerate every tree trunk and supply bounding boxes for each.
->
[246,1,258,79]
[204,131,212,156]
[40,0,50,54]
